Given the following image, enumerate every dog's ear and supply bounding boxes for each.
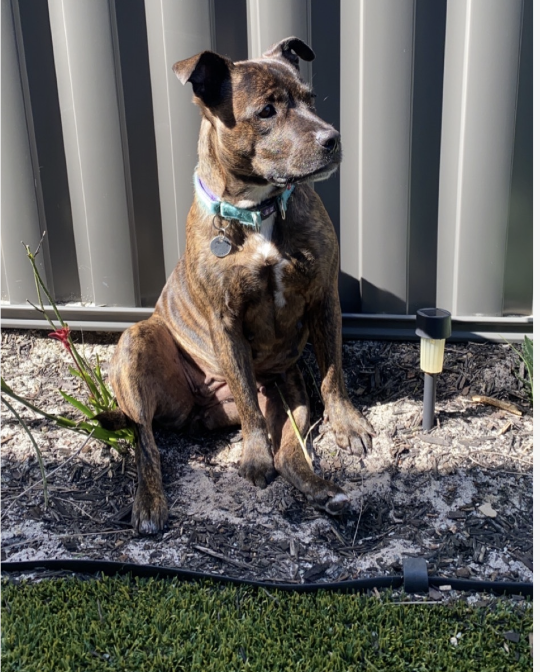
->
[173,51,233,108]
[262,37,315,70]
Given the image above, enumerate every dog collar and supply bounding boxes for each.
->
[194,173,294,231]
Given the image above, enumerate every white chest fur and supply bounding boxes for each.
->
[250,213,289,308]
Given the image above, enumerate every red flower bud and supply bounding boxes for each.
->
[48,326,71,351]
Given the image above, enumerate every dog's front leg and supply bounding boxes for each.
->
[210,320,277,488]
[309,287,375,455]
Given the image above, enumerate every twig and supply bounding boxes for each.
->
[352,471,365,547]
[471,395,523,416]
[261,587,280,604]
[387,601,442,606]
[304,362,324,405]
[1,430,95,520]
[192,544,254,570]
[468,449,532,466]
[55,497,103,523]
[307,418,322,444]
[1,396,49,509]
[2,528,132,550]
[467,454,528,475]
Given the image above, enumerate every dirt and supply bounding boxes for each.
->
[1,328,533,588]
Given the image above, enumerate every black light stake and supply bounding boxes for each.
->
[415,308,452,432]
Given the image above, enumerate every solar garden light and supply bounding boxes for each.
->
[415,308,452,432]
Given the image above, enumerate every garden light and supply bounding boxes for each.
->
[415,308,452,432]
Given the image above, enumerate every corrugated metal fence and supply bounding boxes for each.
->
[1,0,533,340]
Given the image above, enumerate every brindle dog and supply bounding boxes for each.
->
[102,37,375,535]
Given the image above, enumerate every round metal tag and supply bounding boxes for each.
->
[210,236,232,258]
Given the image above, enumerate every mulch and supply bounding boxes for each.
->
[1,329,533,587]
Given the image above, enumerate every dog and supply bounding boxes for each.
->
[101,37,375,535]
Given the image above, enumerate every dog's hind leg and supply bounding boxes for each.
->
[266,365,348,515]
[109,317,195,534]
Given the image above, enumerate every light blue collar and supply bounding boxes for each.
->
[194,173,294,231]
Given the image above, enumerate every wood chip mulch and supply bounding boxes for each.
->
[1,329,533,586]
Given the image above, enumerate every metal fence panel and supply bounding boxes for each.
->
[502,0,533,316]
[247,0,312,82]
[48,0,138,306]
[436,0,524,317]
[340,0,415,315]
[144,0,215,278]
[1,0,52,304]
[0,0,533,338]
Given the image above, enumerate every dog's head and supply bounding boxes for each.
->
[173,37,341,189]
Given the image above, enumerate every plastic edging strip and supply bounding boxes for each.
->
[0,559,532,597]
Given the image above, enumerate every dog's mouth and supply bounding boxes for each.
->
[269,160,340,188]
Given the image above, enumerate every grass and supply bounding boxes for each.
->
[1,575,532,671]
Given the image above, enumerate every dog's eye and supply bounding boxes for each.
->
[258,104,276,119]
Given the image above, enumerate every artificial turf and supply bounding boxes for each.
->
[1,575,532,671]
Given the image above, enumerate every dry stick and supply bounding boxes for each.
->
[1,430,95,520]
[55,497,103,523]
[304,362,324,405]
[1,396,49,509]
[467,453,528,475]
[307,418,322,443]
[471,395,523,416]
[352,470,365,548]
[468,449,533,466]
[2,528,132,551]
[261,587,280,604]
[387,601,442,606]
[192,544,254,570]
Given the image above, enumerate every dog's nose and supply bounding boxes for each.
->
[316,128,340,152]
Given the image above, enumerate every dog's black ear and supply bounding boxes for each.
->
[173,51,233,108]
[262,37,315,70]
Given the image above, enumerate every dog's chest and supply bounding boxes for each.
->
[247,215,290,307]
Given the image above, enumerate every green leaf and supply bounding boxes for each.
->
[59,390,95,418]
[68,366,83,380]
[93,355,114,406]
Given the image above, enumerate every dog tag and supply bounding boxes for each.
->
[210,235,232,258]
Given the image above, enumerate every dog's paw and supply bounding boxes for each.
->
[132,486,168,535]
[327,401,376,455]
[239,432,277,488]
[308,483,349,515]
[239,454,277,488]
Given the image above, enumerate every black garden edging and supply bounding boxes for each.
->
[1,558,532,597]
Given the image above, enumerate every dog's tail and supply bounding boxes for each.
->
[94,409,132,431]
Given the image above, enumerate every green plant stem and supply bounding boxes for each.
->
[12,239,135,451]
[1,378,79,430]
[1,396,49,509]
[24,240,103,400]
[24,239,66,329]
